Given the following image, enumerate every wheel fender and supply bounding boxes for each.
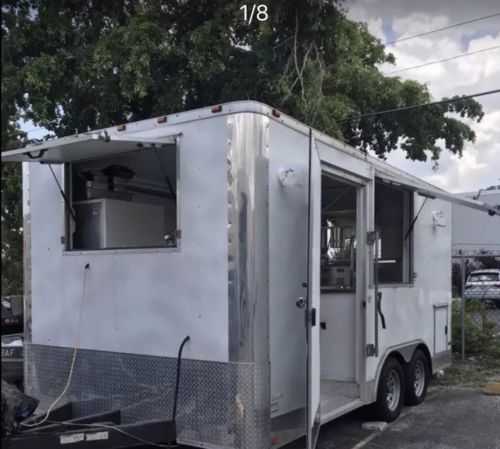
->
[372,340,425,401]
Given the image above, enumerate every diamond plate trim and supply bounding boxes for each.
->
[25,344,270,449]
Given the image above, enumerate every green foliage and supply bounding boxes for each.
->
[1,0,483,153]
[451,299,500,357]
[1,164,23,295]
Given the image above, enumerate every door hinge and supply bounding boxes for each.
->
[367,231,377,245]
[366,344,378,357]
[445,325,448,335]
[305,308,317,327]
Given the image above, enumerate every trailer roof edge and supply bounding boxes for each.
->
[2,100,497,215]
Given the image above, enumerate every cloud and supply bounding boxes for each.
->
[345,0,500,192]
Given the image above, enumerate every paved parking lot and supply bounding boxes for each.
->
[285,387,500,449]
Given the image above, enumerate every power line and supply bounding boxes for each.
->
[384,12,500,45]
[337,88,500,123]
[384,45,500,75]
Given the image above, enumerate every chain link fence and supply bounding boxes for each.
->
[452,251,500,360]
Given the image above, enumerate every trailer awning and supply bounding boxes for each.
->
[1,133,178,164]
[376,170,499,216]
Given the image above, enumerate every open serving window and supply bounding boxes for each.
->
[374,169,499,216]
[373,169,499,283]
[374,179,413,284]
[2,133,180,252]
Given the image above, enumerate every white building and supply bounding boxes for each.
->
[452,187,500,254]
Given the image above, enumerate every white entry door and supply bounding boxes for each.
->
[306,133,321,449]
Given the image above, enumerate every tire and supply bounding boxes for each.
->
[404,349,429,406]
[372,357,405,422]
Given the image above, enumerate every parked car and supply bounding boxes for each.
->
[1,296,23,335]
[464,269,500,308]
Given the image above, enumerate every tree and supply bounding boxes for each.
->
[1,0,485,293]
[1,4,28,294]
[2,1,483,155]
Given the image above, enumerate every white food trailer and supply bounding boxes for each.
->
[2,101,498,449]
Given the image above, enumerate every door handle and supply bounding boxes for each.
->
[296,297,306,309]
[377,292,386,329]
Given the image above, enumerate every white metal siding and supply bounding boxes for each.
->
[366,195,452,381]
[29,117,230,362]
[452,191,500,252]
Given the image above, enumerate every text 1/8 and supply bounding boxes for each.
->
[240,4,268,24]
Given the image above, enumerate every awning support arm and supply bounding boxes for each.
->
[48,164,76,222]
[153,147,177,203]
[404,197,428,241]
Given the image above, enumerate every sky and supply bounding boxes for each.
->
[20,1,500,193]
[345,0,500,193]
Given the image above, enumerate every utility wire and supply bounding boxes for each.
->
[337,89,500,123]
[385,12,500,45]
[384,45,500,75]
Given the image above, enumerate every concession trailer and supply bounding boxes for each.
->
[2,101,498,449]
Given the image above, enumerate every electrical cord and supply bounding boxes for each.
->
[21,263,90,428]
[18,273,189,449]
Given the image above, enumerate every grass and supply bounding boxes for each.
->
[438,298,500,388]
[432,353,500,388]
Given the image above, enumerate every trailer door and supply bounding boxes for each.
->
[306,131,321,449]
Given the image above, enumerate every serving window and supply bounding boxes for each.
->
[64,142,179,251]
[374,180,413,284]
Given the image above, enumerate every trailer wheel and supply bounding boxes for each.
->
[373,357,404,422]
[404,349,428,405]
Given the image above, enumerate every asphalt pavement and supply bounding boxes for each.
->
[284,387,500,449]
